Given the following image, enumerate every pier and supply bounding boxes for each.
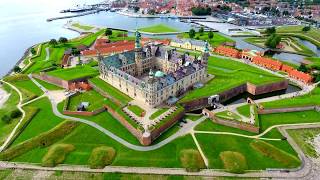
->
[47,10,101,22]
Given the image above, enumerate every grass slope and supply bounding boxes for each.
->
[195,133,299,170]
[46,65,99,81]
[181,56,283,102]
[139,24,178,33]
[181,32,235,47]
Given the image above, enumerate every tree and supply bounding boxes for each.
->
[208,31,214,39]
[1,115,11,124]
[10,109,22,119]
[265,34,281,49]
[199,27,204,36]
[105,28,113,36]
[265,27,276,35]
[13,66,21,73]
[189,29,196,39]
[49,39,58,47]
[58,37,68,44]
[302,26,311,32]
[298,63,308,73]
[30,47,36,55]
[133,6,140,13]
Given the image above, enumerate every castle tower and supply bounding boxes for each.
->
[202,41,209,67]
[135,30,144,76]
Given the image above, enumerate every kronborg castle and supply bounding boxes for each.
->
[99,31,209,107]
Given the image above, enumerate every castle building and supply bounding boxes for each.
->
[99,31,209,107]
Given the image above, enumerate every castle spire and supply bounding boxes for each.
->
[135,30,141,49]
[204,41,209,53]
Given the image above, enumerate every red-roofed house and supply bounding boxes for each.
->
[288,70,313,84]
[215,46,240,58]
[252,56,282,71]
[281,64,294,73]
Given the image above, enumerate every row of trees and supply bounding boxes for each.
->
[49,37,68,47]
[188,28,214,40]
[191,7,212,16]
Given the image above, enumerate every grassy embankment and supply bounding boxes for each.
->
[245,36,315,56]
[180,56,283,103]
[138,24,179,33]
[180,32,235,47]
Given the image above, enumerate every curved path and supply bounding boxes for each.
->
[0,80,25,152]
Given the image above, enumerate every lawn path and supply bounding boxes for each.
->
[0,80,25,152]
[191,132,209,167]
[45,47,49,61]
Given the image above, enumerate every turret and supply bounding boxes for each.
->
[202,41,209,66]
[135,30,144,76]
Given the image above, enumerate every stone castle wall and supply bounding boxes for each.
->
[202,109,259,133]
[32,73,68,89]
[181,80,289,112]
[150,109,185,141]
[259,106,319,114]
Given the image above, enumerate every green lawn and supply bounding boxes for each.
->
[89,77,132,104]
[34,78,63,90]
[180,32,235,47]
[0,84,20,145]
[149,108,169,120]
[244,36,315,56]
[195,134,299,170]
[195,119,256,136]
[72,23,94,31]
[24,30,105,73]
[46,65,99,81]
[5,76,43,103]
[305,56,320,69]
[259,110,320,131]
[180,56,283,102]
[237,104,251,118]
[215,110,242,121]
[262,87,320,109]
[67,90,107,111]
[138,24,179,33]
[275,25,320,47]
[12,117,197,168]
[127,105,145,117]
[11,97,64,146]
[288,128,320,158]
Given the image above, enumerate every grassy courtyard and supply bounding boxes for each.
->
[67,90,108,112]
[89,77,132,104]
[138,24,179,33]
[180,32,235,47]
[47,65,99,81]
[180,56,283,103]
[127,105,145,117]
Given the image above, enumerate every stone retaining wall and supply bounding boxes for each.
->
[202,109,259,133]
[104,104,147,145]
[32,73,68,88]
[63,107,106,116]
[182,80,289,112]
[149,109,185,141]
[259,106,320,114]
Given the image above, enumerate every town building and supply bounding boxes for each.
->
[99,31,209,108]
[170,38,208,52]
[214,45,240,58]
